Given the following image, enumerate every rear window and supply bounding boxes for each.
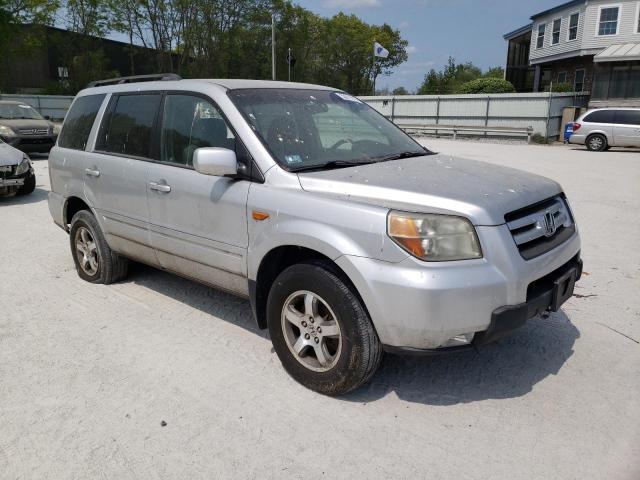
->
[615,110,640,126]
[583,110,616,124]
[96,93,161,159]
[58,94,105,150]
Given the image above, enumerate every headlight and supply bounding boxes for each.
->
[0,125,17,138]
[15,155,31,175]
[52,124,61,135]
[388,211,482,261]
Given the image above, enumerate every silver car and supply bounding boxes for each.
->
[48,76,582,395]
[0,138,35,196]
[569,108,640,151]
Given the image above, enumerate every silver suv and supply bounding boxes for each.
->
[569,108,640,151]
[48,76,582,395]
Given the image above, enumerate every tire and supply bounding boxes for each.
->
[267,261,382,395]
[586,134,607,152]
[69,210,128,284]
[16,172,35,196]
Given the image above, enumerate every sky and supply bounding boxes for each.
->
[295,0,563,92]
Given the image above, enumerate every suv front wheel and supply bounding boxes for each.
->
[69,210,128,284]
[267,261,382,395]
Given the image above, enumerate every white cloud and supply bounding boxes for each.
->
[406,46,418,54]
[323,0,382,8]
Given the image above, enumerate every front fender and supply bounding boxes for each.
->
[246,184,407,280]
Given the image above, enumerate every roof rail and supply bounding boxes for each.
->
[86,73,182,88]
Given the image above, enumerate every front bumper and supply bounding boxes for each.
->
[0,168,31,193]
[1,135,57,153]
[336,223,582,350]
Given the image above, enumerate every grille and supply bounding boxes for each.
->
[19,128,49,135]
[0,165,16,179]
[505,196,575,260]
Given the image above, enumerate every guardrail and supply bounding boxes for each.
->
[360,92,590,139]
[398,124,534,143]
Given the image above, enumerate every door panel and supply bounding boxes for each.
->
[84,92,162,265]
[613,111,640,147]
[146,163,250,293]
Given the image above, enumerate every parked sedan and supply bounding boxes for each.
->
[569,108,640,151]
[0,101,60,153]
[0,138,36,196]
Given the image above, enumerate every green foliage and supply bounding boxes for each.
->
[2,0,409,95]
[546,82,574,93]
[417,57,507,95]
[456,77,516,94]
[392,86,409,95]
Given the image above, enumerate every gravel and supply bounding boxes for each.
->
[1,142,638,480]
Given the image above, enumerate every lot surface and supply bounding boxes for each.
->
[1,140,639,480]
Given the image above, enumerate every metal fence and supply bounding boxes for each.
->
[360,92,590,139]
[0,94,74,121]
[0,91,590,138]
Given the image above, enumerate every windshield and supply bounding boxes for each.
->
[228,88,428,171]
[0,103,44,120]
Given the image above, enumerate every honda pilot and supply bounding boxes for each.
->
[48,75,582,395]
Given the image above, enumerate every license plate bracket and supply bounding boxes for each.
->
[550,268,576,312]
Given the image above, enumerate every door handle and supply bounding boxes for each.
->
[85,168,100,177]
[149,181,171,193]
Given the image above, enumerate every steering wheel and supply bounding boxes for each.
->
[328,138,354,151]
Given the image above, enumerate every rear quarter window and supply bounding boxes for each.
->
[615,110,640,126]
[58,94,106,150]
[583,110,616,124]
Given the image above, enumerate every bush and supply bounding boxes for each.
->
[455,78,516,94]
[546,82,574,93]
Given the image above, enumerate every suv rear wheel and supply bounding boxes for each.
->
[586,133,607,152]
[69,210,128,284]
[267,261,382,395]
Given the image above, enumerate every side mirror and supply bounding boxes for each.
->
[193,147,238,177]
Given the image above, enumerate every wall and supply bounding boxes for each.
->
[360,92,590,138]
[0,94,74,121]
[530,4,588,62]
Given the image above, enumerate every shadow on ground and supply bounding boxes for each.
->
[125,263,579,406]
[344,312,579,405]
[0,186,49,205]
[125,262,267,339]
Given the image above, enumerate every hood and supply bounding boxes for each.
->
[0,142,24,166]
[297,154,563,226]
[0,118,52,132]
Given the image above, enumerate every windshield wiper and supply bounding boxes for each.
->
[293,159,375,173]
[371,150,430,162]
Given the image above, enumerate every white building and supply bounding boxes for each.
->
[505,0,640,106]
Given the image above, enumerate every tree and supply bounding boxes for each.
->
[417,58,506,95]
[392,86,408,95]
[456,77,516,94]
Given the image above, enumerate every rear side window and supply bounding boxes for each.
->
[583,110,616,124]
[97,93,161,158]
[58,94,105,150]
[615,110,640,126]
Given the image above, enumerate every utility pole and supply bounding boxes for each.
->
[271,14,276,81]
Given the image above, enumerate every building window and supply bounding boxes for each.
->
[551,18,562,44]
[574,69,585,92]
[537,23,546,48]
[568,12,580,41]
[597,6,620,36]
[557,72,567,84]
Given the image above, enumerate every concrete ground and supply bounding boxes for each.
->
[1,141,638,480]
